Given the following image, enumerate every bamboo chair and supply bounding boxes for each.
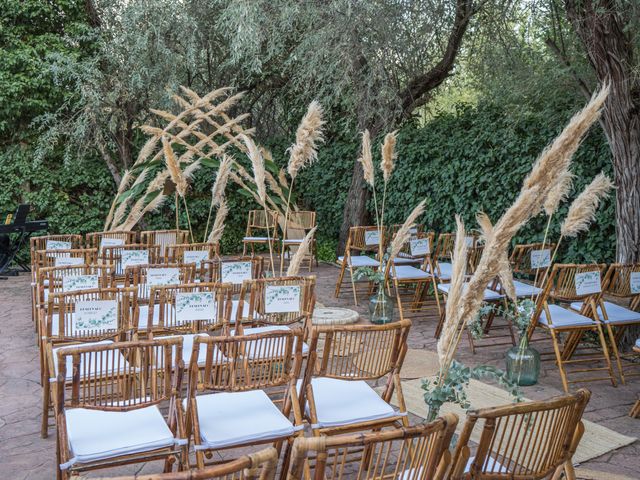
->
[124,263,196,306]
[199,256,264,290]
[630,342,640,418]
[286,415,458,480]
[297,320,411,439]
[385,232,442,319]
[85,230,137,250]
[507,242,556,297]
[232,276,315,362]
[528,263,617,393]
[141,230,190,260]
[570,263,640,384]
[166,242,219,271]
[55,338,187,479]
[185,330,304,469]
[30,234,84,275]
[100,244,162,281]
[334,226,385,304]
[449,389,591,480]
[242,210,279,260]
[279,210,317,272]
[431,233,478,282]
[143,282,233,340]
[74,447,279,480]
[40,286,137,437]
[388,223,426,241]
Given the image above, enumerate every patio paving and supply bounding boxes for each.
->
[0,261,638,478]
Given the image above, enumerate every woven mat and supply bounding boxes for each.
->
[386,358,636,465]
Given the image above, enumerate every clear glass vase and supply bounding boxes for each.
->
[506,337,540,386]
[369,288,394,324]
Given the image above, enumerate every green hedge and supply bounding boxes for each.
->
[1,98,615,264]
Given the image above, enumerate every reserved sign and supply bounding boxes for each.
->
[364,230,381,246]
[221,261,252,284]
[63,274,99,292]
[101,237,125,249]
[74,300,118,333]
[183,250,209,267]
[175,292,215,322]
[530,249,551,269]
[410,238,430,256]
[630,272,640,294]
[147,267,180,286]
[575,271,602,296]
[55,257,85,267]
[265,285,301,313]
[46,240,71,251]
[121,250,149,270]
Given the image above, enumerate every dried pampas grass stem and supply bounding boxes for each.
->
[286,227,317,276]
[287,100,325,181]
[204,155,233,241]
[380,130,398,238]
[388,200,426,261]
[207,199,228,244]
[561,173,613,238]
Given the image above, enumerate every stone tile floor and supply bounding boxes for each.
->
[0,262,638,478]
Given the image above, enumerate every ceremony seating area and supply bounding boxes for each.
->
[12,222,635,480]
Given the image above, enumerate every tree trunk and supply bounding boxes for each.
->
[564,0,640,263]
[338,148,372,252]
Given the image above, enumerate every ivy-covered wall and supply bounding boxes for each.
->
[1,98,615,264]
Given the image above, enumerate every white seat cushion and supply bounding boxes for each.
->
[428,262,452,280]
[512,280,542,297]
[393,256,421,265]
[52,340,124,381]
[139,300,242,328]
[392,265,430,280]
[283,239,306,244]
[187,390,294,449]
[570,301,640,324]
[337,255,380,268]
[243,236,271,241]
[437,283,503,301]
[465,456,507,474]
[299,377,397,429]
[232,325,309,356]
[539,304,596,329]
[65,406,176,465]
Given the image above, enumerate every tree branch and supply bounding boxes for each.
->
[545,37,592,100]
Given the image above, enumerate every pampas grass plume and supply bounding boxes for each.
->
[358,129,375,187]
[561,173,614,238]
[207,199,228,244]
[287,101,325,180]
[211,154,232,207]
[286,226,317,276]
[389,200,426,260]
[381,131,397,183]
[162,136,187,197]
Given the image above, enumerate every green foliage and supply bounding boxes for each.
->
[422,360,523,421]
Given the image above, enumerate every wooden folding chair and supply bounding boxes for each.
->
[166,242,219,271]
[528,263,617,392]
[630,341,640,418]
[85,230,137,250]
[507,242,556,298]
[431,233,478,283]
[141,229,190,260]
[286,414,458,480]
[100,244,161,282]
[185,330,304,469]
[124,263,196,306]
[142,282,233,339]
[279,210,317,272]
[385,232,442,319]
[572,263,640,384]
[30,234,84,276]
[334,226,385,304]
[450,389,591,480]
[388,223,426,241]
[242,210,279,260]
[40,286,137,438]
[297,320,411,439]
[55,338,187,479]
[74,447,279,479]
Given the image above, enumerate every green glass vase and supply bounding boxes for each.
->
[368,288,394,324]
[506,337,540,386]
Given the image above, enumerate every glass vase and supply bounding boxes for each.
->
[369,288,394,324]
[506,337,540,386]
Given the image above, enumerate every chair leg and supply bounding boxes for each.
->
[594,323,617,387]
[334,263,347,297]
[41,373,51,438]
[550,329,570,393]
[604,322,625,384]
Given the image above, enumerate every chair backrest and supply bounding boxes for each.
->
[56,338,183,411]
[284,210,316,238]
[199,256,264,292]
[146,282,233,335]
[434,233,478,262]
[33,248,98,274]
[509,242,556,278]
[189,329,303,393]
[84,447,279,479]
[602,263,640,305]
[44,287,136,342]
[450,389,591,480]
[165,242,218,267]
[124,263,196,303]
[287,415,458,480]
[467,245,485,275]
[304,320,411,382]
[245,210,279,239]
[100,244,161,276]
[385,232,435,280]
[38,264,114,305]
[345,226,385,256]
[140,229,190,257]
[85,230,137,250]
[30,234,83,263]
[389,223,426,239]
[237,275,315,329]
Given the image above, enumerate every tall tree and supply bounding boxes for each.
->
[559,0,640,262]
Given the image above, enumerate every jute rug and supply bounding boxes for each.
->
[391,349,637,465]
